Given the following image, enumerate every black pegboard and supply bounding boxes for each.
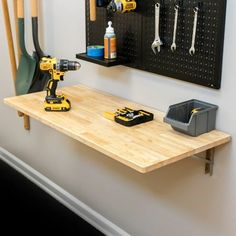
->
[84,0,227,89]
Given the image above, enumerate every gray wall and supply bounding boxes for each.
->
[1,0,235,235]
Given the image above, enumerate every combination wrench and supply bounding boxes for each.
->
[152,3,163,54]
[189,7,199,56]
[171,4,180,52]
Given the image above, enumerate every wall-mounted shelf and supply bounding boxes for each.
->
[4,85,231,174]
[76,53,125,67]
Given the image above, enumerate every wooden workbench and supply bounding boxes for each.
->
[4,85,231,174]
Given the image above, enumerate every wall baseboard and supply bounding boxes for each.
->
[0,147,130,236]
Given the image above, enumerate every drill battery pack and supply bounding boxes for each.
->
[104,107,154,127]
[44,95,71,112]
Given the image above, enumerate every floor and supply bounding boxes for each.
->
[0,159,104,235]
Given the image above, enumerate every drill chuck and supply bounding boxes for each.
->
[57,60,81,72]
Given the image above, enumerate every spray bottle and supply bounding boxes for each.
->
[104,21,117,59]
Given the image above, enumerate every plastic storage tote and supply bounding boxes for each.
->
[163,99,218,137]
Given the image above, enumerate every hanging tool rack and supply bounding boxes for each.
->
[77,0,227,89]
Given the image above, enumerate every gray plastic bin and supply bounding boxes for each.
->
[163,99,218,137]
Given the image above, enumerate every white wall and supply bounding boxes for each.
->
[1,0,236,235]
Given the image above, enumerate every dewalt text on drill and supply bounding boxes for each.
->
[39,57,81,112]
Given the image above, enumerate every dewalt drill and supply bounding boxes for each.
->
[40,57,81,112]
[107,0,137,13]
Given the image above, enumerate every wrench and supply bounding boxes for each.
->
[171,4,180,52]
[152,3,163,54]
[189,7,199,56]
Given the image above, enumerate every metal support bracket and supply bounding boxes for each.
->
[205,148,215,176]
[196,148,215,176]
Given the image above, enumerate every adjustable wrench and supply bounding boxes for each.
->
[189,7,199,56]
[171,4,180,52]
[152,3,163,54]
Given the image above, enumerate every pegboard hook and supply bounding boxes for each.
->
[174,0,183,8]
[196,1,203,10]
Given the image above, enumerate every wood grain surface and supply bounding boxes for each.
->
[4,85,231,173]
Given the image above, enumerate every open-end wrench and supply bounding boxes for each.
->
[171,4,180,52]
[152,3,163,54]
[189,7,199,56]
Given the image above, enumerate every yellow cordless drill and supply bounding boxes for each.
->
[107,0,137,13]
[39,57,81,112]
